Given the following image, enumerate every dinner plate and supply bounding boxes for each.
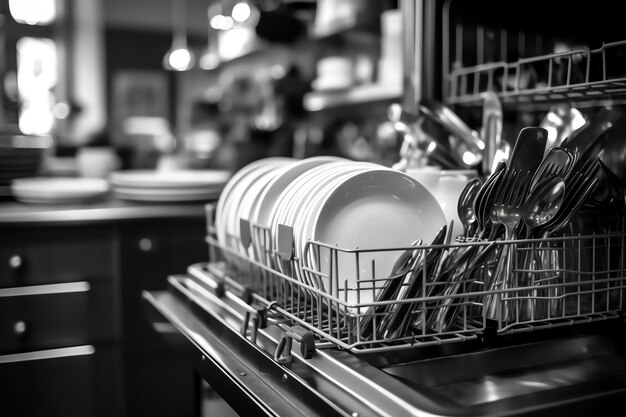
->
[296,164,379,285]
[219,158,292,268]
[12,177,110,204]
[113,186,222,200]
[268,161,358,263]
[113,190,218,202]
[215,157,293,253]
[223,160,290,250]
[291,162,376,283]
[307,169,446,305]
[252,156,346,230]
[110,169,232,189]
[270,162,353,271]
[233,167,283,261]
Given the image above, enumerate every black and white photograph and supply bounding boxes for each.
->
[1,0,626,416]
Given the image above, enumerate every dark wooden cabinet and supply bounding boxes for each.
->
[0,208,206,417]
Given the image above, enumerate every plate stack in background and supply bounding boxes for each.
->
[110,169,233,202]
[0,134,54,198]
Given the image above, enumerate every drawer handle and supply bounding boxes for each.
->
[0,281,90,298]
[8,255,23,270]
[0,345,95,364]
[13,320,27,336]
[139,238,153,252]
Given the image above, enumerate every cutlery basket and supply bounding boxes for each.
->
[205,204,626,354]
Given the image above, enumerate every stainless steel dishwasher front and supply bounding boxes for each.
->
[142,265,626,417]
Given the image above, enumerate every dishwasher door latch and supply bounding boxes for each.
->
[274,325,316,364]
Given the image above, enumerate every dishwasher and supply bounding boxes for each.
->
[142,1,626,415]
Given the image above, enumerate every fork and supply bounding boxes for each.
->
[483,170,532,322]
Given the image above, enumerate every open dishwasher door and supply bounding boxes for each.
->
[143,263,626,417]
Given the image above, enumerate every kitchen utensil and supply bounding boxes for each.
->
[419,98,485,156]
[594,117,626,187]
[379,227,448,339]
[529,147,575,192]
[521,176,566,319]
[358,238,425,341]
[491,140,511,173]
[523,176,567,238]
[473,162,506,238]
[508,127,549,172]
[428,240,497,333]
[389,104,460,170]
[480,92,503,176]
[457,177,482,238]
[543,158,601,235]
[539,104,585,155]
[484,170,533,321]
[561,106,626,157]
[597,159,626,208]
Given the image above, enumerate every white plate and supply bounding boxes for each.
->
[233,167,282,261]
[215,157,294,252]
[268,161,358,263]
[223,160,290,250]
[252,156,346,230]
[12,177,110,203]
[110,169,232,189]
[308,169,446,305]
[291,163,376,283]
[267,160,356,250]
[113,186,221,197]
[219,158,292,268]
[114,191,217,202]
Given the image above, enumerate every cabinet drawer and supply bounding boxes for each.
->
[0,345,122,417]
[0,281,117,354]
[0,226,115,287]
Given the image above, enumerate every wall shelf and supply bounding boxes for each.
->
[303,83,402,112]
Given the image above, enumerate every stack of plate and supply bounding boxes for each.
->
[0,134,54,197]
[11,177,110,204]
[215,156,446,305]
[110,169,232,202]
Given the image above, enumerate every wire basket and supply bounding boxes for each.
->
[205,204,626,353]
[441,0,626,109]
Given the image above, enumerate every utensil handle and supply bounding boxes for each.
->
[484,239,513,322]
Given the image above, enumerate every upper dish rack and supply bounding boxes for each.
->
[202,204,626,354]
[441,1,626,109]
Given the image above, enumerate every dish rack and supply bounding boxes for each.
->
[441,1,626,110]
[202,204,626,354]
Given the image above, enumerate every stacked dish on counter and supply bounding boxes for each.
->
[110,169,232,202]
[11,177,110,204]
[215,156,446,305]
[1,134,53,198]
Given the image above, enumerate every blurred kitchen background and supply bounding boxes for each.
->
[3,1,626,417]
[0,0,404,181]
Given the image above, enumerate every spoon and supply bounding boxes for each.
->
[523,176,567,238]
[521,176,566,320]
[457,177,482,238]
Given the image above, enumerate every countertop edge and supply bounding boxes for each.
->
[0,203,208,226]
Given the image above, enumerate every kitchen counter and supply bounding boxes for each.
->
[0,198,207,226]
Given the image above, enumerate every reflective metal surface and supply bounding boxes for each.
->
[143,267,626,417]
